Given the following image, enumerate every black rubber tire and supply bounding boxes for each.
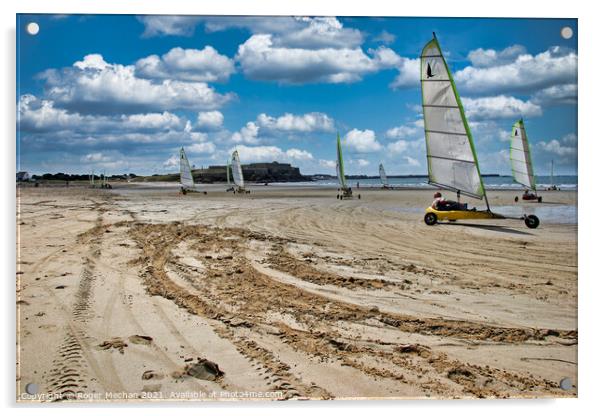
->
[525,215,540,229]
[538,196,542,203]
[424,212,438,226]
[514,196,519,203]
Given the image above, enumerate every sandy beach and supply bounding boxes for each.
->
[16,183,577,401]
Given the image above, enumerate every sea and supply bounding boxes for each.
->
[272,175,578,191]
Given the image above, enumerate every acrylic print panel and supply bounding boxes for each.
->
[16,14,578,402]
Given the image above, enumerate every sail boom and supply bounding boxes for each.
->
[428,181,485,200]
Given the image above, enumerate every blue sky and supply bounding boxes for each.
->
[17,15,577,176]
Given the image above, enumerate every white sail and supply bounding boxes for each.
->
[179,147,194,189]
[420,35,485,199]
[231,150,244,188]
[379,163,388,186]
[510,119,536,191]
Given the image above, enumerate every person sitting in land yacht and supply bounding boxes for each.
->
[431,191,474,211]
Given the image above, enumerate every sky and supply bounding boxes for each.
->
[16,15,578,176]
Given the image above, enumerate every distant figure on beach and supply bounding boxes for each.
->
[431,192,468,211]
[356,181,360,189]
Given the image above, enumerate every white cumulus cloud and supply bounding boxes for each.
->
[387,140,409,154]
[236,34,394,84]
[137,16,203,37]
[257,112,334,132]
[228,145,313,163]
[344,129,382,153]
[467,45,527,68]
[537,133,577,157]
[455,46,577,95]
[231,122,260,144]
[135,46,235,82]
[463,95,542,120]
[196,111,224,130]
[319,159,336,169]
[40,54,235,114]
[389,58,421,89]
[532,84,577,106]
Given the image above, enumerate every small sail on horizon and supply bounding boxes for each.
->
[510,119,536,191]
[420,34,486,201]
[379,163,388,187]
[179,147,195,190]
[231,150,244,189]
[336,133,347,189]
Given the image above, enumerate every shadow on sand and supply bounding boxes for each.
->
[512,200,567,206]
[438,222,534,236]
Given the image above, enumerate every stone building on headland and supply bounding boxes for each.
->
[195,161,307,183]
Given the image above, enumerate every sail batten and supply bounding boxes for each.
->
[179,147,194,189]
[420,36,485,199]
[509,119,536,191]
[231,150,244,188]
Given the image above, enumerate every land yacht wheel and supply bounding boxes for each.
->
[424,212,438,226]
[525,215,540,229]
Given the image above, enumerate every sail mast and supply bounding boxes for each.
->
[421,33,489,209]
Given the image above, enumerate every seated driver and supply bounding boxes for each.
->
[431,192,466,211]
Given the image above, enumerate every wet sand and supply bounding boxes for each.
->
[16,183,577,401]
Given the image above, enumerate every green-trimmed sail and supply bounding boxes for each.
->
[420,35,486,199]
[510,119,536,191]
[179,147,194,189]
[336,133,347,189]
